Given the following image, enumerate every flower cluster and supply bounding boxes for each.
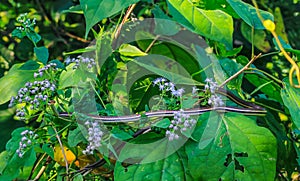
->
[153,77,185,97]
[16,130,38,158]
[204,78,224,107]
[166,110,197,141]
[82,120,103,155]
[16,13,36,31]
[65,55,96,69]
[9,80,56,119]
[34,63,58,78]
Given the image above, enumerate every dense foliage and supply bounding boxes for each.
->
[0,0,300,180]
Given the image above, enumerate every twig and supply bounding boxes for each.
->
[145,35,160,53]
[114,4,137,39]
[219,53,262,88]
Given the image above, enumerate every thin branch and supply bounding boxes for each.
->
[114,4,137,39]
[219,53,262,88]
[145,35,160,53]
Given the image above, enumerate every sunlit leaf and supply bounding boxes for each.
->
[167,0,233,49]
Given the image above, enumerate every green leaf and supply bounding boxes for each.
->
[26,30,41,44]
[68,125,87,147]
[131,55,199,86]
[219,58,243,90]
[153,118,171,129]
[19,60,41,70]
[152,6,181,36]
[111,127,133,140]
[281,78,300,129]
[241,21,271,52]
[186,112,277,180]
[226,0,274,29]
[80,0,140,38]
[34,46,49,65]
[11,29,26,39]
[49,59,65,69]
[119,44,147,57]
[114,147,193,180]
[42,144,54,159]
[245,73,282,104]
[167,0,233,49]
[0,64,36,105]
[0,151,10,174]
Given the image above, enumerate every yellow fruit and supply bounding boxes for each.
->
[53,145,78,166]
[263,19,275,32]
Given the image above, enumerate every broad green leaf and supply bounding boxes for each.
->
[167,0,233,49]
[119,44,147,57]
[186,112,277,180]
[141,42,204,82]
[132,55,199,86]
[227,0,274,29]
[245,73,282,104]
[80,0,140,38]
[0,63,36,105]
[241,22,271,52]
[34,46,49,65]
[59,64,96,89]
[281,78,300,129]
[0,148,36,180]
[115,144,193,180]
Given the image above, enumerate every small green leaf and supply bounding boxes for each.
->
[111,127,133,140]
[281,78,300,129]
[68,125,87,147]
[49,59,65,69]
[153,118,171,128]
[26,30,41,44]
[11,29,26,39]
[42,144,54,159]
[34,46,49,65]
[119,44,147,57]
